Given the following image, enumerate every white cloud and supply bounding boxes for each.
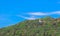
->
[17,15,36,20]
[28,12,49,16]
[52,11,60,14]
[17,11,60,20]
[28,11,60,16]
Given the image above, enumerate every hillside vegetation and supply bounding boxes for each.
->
[0,17,60,36]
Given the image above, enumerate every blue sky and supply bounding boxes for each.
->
[0,0,60,28]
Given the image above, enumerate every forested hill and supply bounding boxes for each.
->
[0,17,60,36]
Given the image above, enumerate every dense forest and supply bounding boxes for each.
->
[0,16,60,36]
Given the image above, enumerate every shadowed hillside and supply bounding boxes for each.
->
[0,17,60,36]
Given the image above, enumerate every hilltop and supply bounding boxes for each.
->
[0,17,60,36]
